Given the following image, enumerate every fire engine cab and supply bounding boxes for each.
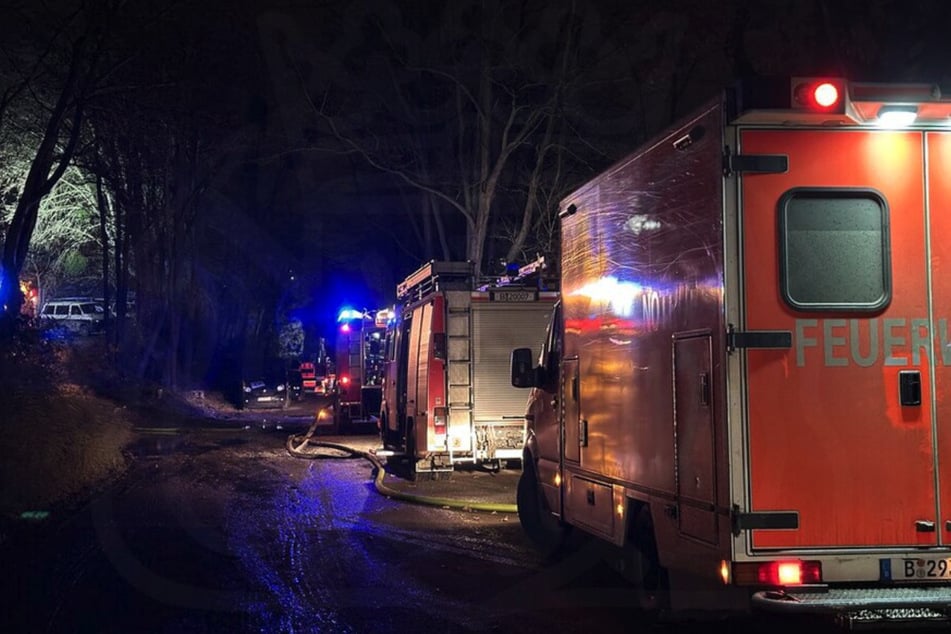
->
[510,78,951,626]
[381,259,557,477]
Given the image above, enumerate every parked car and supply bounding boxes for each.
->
[241,365,289,410]
[39,299,106,335]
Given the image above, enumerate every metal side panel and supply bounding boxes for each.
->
[564,475,615,540]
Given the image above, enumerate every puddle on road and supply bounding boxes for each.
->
[129,429,253,458]
[128,435,188,457]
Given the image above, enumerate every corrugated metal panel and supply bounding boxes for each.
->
[472,303,553,421]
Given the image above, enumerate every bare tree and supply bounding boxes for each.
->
[5,165,101,304]
[265,0,648,277]
[0,2,121,333]
[85,2,281,389]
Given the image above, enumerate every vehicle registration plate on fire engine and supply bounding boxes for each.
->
[891,557,951,580]
[490,290,536,302]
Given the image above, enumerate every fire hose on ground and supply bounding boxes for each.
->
[285,413,518,514]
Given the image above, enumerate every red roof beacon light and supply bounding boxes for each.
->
[813,82,839,107]
[791,78,845,113]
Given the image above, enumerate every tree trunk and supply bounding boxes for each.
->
[0,37,86,331]
[96,174,112,336]
[506,111,556,264]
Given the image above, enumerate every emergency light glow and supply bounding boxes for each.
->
[719,560,731,585]
[757,561,821,586]
[340,323,351,333]
[731,560,822,586]
[777,562,803,585]
[337,308,365,322]
[339,375,350,385]
[813,82,839,108]
[792,78,843,111]
[877,105,918,127]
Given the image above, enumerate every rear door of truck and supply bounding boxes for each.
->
[740,127,950,553]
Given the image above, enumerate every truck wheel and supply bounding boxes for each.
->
[628,507,670,613]
[379,413,390,446]
[516,462,568,556]
[405,423,420,483]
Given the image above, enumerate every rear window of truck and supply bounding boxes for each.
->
[778,188,890,312]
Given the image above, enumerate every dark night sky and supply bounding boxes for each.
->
[168,0,951,342]
[7,0,951,360]
[238,0,951,308]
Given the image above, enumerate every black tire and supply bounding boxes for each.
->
[516,461,568,556]
[628,507,670,613]
[405,421,419,483]
[379,412,390,446]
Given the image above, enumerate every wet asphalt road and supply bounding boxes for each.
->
[0,417,859,634]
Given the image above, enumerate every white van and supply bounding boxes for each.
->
[39,299,105,335]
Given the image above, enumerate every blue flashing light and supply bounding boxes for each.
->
[337,308,365,322]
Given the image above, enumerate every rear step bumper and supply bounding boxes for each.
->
[753,586,951,627]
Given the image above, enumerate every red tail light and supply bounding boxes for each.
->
[339,375,350,385]
[733,560,822,586]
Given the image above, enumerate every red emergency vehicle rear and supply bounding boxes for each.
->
[511,78,951,627]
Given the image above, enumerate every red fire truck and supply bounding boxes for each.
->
[333,308,387,429]
[298,338,332,395]
[381,259,557,477]
[510,78,951,626]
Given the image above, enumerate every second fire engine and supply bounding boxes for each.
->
[380,259,557,477]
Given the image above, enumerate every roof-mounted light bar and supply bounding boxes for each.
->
[736,78,951,127]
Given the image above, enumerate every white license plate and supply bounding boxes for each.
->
[492,290,536,302]
[894,557,951,580]
[256,396,277,402]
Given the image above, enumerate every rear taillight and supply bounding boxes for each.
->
[732,560,822,586]
[433,407,447,435]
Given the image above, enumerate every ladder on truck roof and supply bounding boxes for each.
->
[396,261,473,303]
